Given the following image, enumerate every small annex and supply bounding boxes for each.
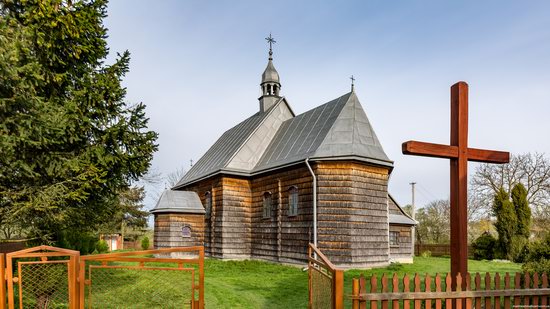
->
[152,43,416,268]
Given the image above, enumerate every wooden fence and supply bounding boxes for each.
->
[351,272,550,309]
[0,245,205,309]
[308,244,344,309]
[415,244,474,257]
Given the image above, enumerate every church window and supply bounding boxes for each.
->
[288,186,298,216]
[182,226,192,238]
[389,231,399,246]
[204,192,212,218]
[263,192,272,218]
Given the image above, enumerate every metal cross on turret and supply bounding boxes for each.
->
[265,33,276,59]
[350,75,355,91]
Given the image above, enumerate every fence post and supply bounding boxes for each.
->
[352,278,359,309]
[0,254,5,309]
[78,256,86,309]
[198,246,204,309]
[333,269,343,309]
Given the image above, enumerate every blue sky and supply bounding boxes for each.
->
[104,1,550,210]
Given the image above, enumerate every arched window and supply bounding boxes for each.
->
[204,191,212,218]
[288,186,298,216]
[181,226,192,238]
[263,192,272,219]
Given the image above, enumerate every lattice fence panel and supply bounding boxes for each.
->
[18,261,70,309]
[86,266,194,309]
[310,267,333,309]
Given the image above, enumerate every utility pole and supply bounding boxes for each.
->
[410,182,416,257]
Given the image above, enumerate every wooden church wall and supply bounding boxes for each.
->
[154,213,205,249]
[389,224,413,261]
[316,161,390,267]
[219,176,252,258]
[250,165,314,263]
[181,176,224,257]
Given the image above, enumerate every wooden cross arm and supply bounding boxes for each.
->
[402,141,510,164]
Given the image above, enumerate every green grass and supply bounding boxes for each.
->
[204,256,522,309]
[10,256,522,308]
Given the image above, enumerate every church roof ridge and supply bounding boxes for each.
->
[311,91,393,166]
[252,91,392,173]
[173,98,292,189]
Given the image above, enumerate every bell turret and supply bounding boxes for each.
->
[259,34,281,112]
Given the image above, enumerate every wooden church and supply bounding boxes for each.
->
[152,41,415,268]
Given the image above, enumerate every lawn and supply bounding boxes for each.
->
[204,257,522,308]
[14,255,520,308]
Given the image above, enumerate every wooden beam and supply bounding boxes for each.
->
[467,148,509,164]
[402,141,457,159]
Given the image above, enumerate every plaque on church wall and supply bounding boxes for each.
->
[181,226,192,238]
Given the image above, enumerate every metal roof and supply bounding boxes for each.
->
[388,194,417,226]
[151,190,205,214]
[174,99,291,188]
[175,91,393,188]
[253,91,393,172]
[389,214,416,226]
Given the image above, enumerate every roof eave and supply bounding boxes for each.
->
[151,208,206,215]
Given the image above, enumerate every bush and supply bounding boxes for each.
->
[421,250,431,258]
[472,232,497,260]
[522,259,550,275]
[141,236,150,250]
[525,234,550,262]
[55,230,98,255]
[96,240,109,253]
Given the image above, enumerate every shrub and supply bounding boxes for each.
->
[421,250,431,258]
[525,234,550,262]
[55,230,98,255]
[472,232,497,260]
[96,240,109,253]
[141,236,150,250]
[387,262,403,271]
[522,259,550,275]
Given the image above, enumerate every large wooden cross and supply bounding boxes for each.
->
[402,81,510,283]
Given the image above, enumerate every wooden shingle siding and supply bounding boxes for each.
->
[219,177,252,258]
[316,161,390,268]
[182,176,224,257]
[389,224,413,261]
[154,213,205,249]
[171,160,394,267]
[251,166,313,263]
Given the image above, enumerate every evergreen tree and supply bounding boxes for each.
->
[0,0,158,243]
[511,183,531,238]
[493,188,517,259]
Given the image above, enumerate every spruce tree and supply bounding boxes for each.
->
[0,1,158,243]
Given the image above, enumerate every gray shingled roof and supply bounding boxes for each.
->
[175,91,393,188]
[388,194,416,225]
[253,92,392,172]
[389,214,416,225]
[174,106,276,187]
[151,190,205,214]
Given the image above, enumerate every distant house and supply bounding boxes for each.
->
[100,234,122,251]
[152,47,415,268]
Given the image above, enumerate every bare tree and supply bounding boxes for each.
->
[166,167,187,188]
[415,199,450,244]
[471,153,550,220]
